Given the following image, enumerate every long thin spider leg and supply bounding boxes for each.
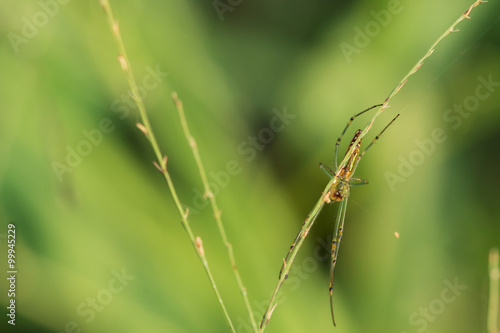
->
[279,224,305,279]
[329,197,349,327]
[319,162,334,179]
[335,104,382,167]
[348,177,369,186]
[360,114,400,158]
[279,204,325,279]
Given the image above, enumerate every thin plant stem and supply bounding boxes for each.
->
[258,1,486,331]
[99,1,236,331]
[337,0,486,179]
[488,248,499,333]
[171,92,258,333]
[259,198,328,331]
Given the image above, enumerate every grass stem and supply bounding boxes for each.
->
[171,92,258,332]
[339,0,487,178]
[100,1,236,331]
[489,248,499,333]
[258,1,486,331]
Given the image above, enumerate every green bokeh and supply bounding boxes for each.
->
[0,0,499,332]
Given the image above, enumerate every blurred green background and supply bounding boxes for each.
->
[0,0,499,332]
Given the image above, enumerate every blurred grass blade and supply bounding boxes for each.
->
[489,248,499,333]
